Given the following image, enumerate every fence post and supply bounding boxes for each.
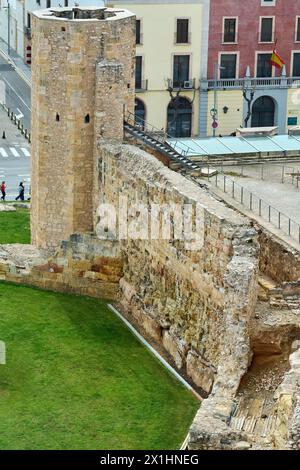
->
[289,218,291,236]
[259,199,262,216]
[261,163,264,180]
[278,212,281,229]
[268,205,271,222]
[281,166,284,183]
[241,187,243,204]
[232,181,235,199]
[250,193,253,210]
[224,176,226,192]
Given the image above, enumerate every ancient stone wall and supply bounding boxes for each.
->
[259,229,300,283]
[95,143,259,395]
[30,7,135,249]
[0,234,122,300]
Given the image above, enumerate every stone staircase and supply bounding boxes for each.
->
[229,396,278,441]
[258,274,300,311]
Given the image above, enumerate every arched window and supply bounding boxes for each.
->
[56,113,60,122]
[251,96,275,128]
[167,97,192,137]
[134,98,146,128]
[85,114,90,124]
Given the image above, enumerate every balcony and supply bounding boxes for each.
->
[206,77,300,90]
[167,78,196,90]
[135,79,148,93]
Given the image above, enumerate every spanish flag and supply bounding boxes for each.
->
[270,48,285,69]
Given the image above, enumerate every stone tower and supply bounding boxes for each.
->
[30,7,135,249]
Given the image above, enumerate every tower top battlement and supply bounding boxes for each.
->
[32,7,133,22]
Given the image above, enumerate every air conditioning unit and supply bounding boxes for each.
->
[183,80,193,89]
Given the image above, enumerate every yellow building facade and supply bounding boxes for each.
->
[108,1,299,138]
[109,0,209,137]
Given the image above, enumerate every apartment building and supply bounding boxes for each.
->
[203,0,300,136]
[109,0,209,137]
[0,0,104,63]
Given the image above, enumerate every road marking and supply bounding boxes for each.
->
[16,108,24,120]
[21,147,30,157]
[0,148,8,158]
[10,147,20,157]
[2,76,31,112]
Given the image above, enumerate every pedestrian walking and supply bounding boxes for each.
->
[15,181,25,201]
[1,181,5,201]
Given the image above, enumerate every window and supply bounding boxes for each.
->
[85,114,90,124]
[27,13,31,29]
[46,0,51,8]
[257,53,272,77]
[223,18,237,43]
[260,17,274,42]
[136,19,141,44]
[167,97,192,138]
[64,0,68,6]
[176,19,189,44]
[261,0,276,5]
[296,17,300,42]
[173,55,190,88]
[135,98,146,128]
[220,54,237,79]
[293,53,300,76]
[135,56,142,89]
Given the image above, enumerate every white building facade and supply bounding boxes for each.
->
[0,0,104,62]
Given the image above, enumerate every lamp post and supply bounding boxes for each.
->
[212,62,218,137]
[211,62,226,137]
[7,1,10,56]
[3,1,11,56]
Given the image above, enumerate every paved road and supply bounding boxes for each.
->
[0,56,31,131]
[0,107,30,199]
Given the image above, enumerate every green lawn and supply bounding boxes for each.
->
[0,208,30,244]
[0,283,198,450]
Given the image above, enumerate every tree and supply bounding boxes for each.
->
[166,80,199,128]
[243,83,256,128]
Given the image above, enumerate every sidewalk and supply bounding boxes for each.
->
[0,38,31,85]
[0,106,29,145]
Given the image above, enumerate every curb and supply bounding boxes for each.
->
[0,48,31,87]
[108,303,201,398]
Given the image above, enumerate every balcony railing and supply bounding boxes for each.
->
[167,78,196,90]
[206,76,300,90]
[135,79,148,92]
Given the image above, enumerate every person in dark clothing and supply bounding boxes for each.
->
[1,181,5,201]
[15,182,25,201]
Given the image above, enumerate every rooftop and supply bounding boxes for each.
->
[168,134,300,158]
[32,7,134,22]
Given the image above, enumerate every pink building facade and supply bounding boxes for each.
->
[197,0,300,136]
[208,0,300,79]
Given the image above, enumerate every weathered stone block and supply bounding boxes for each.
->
[186,350,215,395]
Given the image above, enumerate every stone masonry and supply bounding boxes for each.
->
[30,7,135,249]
